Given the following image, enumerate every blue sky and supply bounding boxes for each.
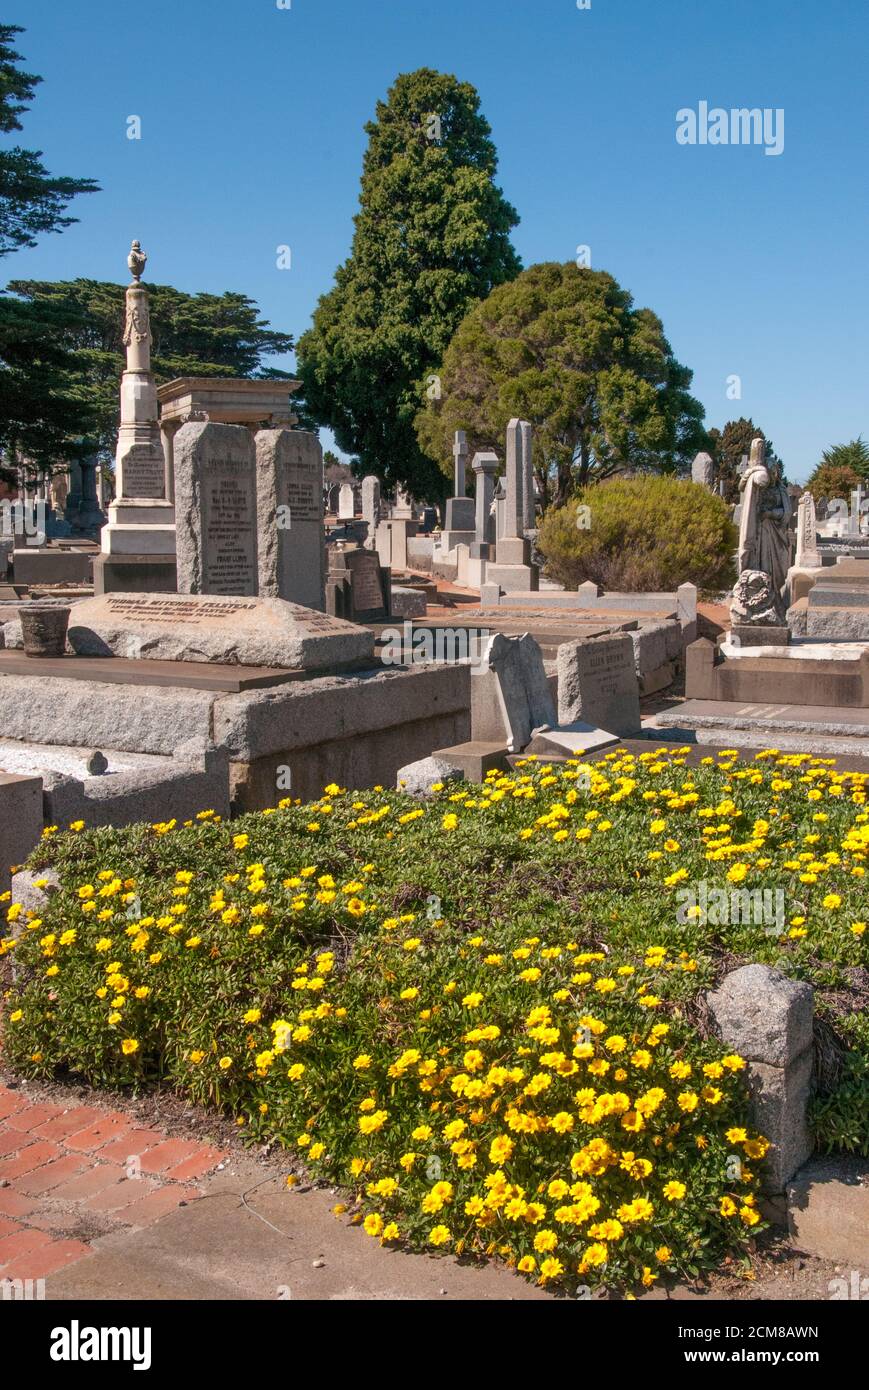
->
[4,0,868,482]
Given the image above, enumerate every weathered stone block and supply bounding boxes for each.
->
[0,772,43,896]
[747,1051,814,1192]
[707,964,813,1067]
[557,633,640,736]
[396,756,465,798]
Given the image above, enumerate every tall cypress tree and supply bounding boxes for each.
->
[298,68,521,496]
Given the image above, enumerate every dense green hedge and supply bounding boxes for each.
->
[536,476,737,592]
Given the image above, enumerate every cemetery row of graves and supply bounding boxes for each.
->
[0,244,866,1296]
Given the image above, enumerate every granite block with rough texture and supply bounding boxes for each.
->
[396,757,465,797]
[707,964,814,1068]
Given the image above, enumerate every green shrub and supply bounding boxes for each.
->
[536,475,737,592]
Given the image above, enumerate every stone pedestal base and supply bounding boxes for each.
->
[731,623,791,647]
[485,562,539,593]
[439,529,475,553]
[495,536,531,566]
[92,553,177,595]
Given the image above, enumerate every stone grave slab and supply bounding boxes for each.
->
[63,592,374,670]
[523,725,620,758]
[557,632,641,735]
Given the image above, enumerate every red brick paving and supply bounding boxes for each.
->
[98,1128,162,1163]
[16,1154,87,1196]
[85,1175,157,1212]
[139,1138,203,1173]
[51,1163,127,1201]
[0,1139,63,1180]
[0,1084,226,1283]
[64,1114,132,1152]
[33,1106,100,1142]
[6,1103,63,1133]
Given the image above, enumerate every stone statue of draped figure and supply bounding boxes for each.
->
[736,437,793,597]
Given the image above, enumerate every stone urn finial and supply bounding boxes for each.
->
[127,239,147,282]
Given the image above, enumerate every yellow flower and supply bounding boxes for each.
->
[121,1038,139,1055]
[428,1225,451,1247]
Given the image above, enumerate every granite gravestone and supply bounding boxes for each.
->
[557,633,640,736]
[256,429,325,611]
[361,475,381,550]
[66,591,374,670]
[326,547,390,622]
[691,452,715,489]
[174,422,258,596]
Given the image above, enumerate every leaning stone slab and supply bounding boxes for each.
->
[472,633,557,752]
[523,725,619,758]
[65,592,374,671]
[396,756,465,798]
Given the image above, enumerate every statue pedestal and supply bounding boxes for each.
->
[730,624,791,648]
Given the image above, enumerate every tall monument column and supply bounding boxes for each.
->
[93,240,177,594]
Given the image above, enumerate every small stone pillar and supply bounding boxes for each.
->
[707,964,814,1194]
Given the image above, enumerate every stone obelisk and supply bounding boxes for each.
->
[94,241,177,593]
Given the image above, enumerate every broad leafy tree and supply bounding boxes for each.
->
[415,261,707,506]
[298,68,521,498]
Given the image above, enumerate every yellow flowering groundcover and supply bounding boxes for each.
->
[2,747,867,1292]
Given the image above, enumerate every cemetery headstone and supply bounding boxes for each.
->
[326,547,390,622]
[471,451,499,557]
[338,483,355,520]
[557,632,641,735]
[256,428,326,611]
[361,475,381,549]
[691,452,715,489]
[174,421,258,596]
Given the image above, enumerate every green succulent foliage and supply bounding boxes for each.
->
[298,68,521,498]
[810,1051,869,1157]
